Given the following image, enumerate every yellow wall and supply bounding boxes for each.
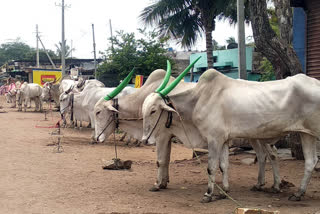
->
[33,70,62,86]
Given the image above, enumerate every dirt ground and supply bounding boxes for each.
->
[0,97,320,214]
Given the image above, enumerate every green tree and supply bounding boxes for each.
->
[97,29,172,86]
[0,38,33,65]
[140,0,233,69]
[0,38,58,66]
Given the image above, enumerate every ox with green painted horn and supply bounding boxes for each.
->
[94,61,172,144]
[104,68,135,101]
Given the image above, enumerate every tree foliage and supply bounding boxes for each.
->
[140,0,234,68]
[55,41,75,58]
[0,38,33,65]
[97,29,172,85]
[0,38,58,66]
[259,57,275,81]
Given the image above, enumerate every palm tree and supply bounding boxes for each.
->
[140,0,233,68]
[55,41,75,58]
[226,36,236,45]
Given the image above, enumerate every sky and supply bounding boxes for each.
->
[0,0,253,59]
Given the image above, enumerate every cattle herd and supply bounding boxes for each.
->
[1,59,320,204]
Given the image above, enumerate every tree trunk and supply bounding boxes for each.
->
[249,0,304,158]
[274,0,293,43]
[248,0,303,79]
[205,28,214,69]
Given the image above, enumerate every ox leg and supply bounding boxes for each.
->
[27,98,31,108]
[263,143,281,193]
[17,100,22,111]
[219,143,230,193]
[134,139,142,147]
[120,132,127,141]
[62,115,67,128]
[10,96,16,108]
[289,133,318,201]
[24,99,28,112]
[39,99,43,112]
[79,121,83,130]
[250,140,267,191]
[150,134,172,192]
[126,137,131,146]
[34,98,39,111]
[202,140,224,203]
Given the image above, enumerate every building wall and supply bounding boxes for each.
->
[190,47,253,71]
[306,0,320,79]
[293,7,306,73]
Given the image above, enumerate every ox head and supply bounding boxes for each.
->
[59,86,74,116]
[41,77,60,101]
[141,57,201,144]
[41,82,52,101]
[94,69,135,143]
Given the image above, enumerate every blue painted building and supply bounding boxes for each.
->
[291,0,320,79]
[185,47,261,82]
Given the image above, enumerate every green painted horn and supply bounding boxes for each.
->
[155,60,171,93]
[159,56,201,96]
[104,68,135,101]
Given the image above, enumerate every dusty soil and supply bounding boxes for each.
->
[0,97,320,214]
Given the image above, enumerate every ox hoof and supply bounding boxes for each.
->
[90,140,98,144]
[214,193,227,200]
[149,186,160,192]
[201,196,213,203]
[262,187,280,194]
[288,194,302,201]
[250,185,263,192]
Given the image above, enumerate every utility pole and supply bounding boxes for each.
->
[92,24,97,79]
[70,40,73,64]
[109,19,114,53]
[56,0,70,76]
[36,25,40,68]
[38,36,57,69]
[237,0,247,80]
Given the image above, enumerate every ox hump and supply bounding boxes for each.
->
[198,69,223,83]
[143,69,167,86]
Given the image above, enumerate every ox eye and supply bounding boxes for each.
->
[96,111,101,116]
[150,110,156,115]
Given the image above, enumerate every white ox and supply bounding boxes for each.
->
[16,82,43,112]
[41,78,104,107]
[94,69,168,144]
[141,68,320,202]
[94,64,280,194]
[60,83,135,131]
[4,81,22,107]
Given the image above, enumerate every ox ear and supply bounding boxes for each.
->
[106,104,119,113]
[160,103,177,114]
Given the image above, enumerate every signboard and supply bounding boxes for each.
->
[32,69,62,86]
[134,75,144,88]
